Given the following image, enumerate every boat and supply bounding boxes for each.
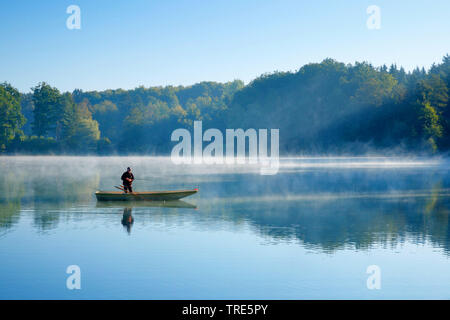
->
[96,199,197,209]
[95,188,198,201]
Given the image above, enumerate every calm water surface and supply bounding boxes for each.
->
[0,156,449,299]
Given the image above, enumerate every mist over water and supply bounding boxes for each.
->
[0,156,449,299]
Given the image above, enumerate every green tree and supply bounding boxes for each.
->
[91,100,119,141]
[60,93,100,152]
[32,82,65,137]
[0,83,26,150]
[418,102,442,152]
[417,75,448,112]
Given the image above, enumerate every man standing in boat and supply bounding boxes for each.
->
[121,167,135,193]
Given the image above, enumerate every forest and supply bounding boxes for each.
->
[1,55,449,155]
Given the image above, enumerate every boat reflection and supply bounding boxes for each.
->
[97,201,197,235]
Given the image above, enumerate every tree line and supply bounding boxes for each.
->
[1,54,449,155]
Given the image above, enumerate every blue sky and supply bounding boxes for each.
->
[0,0,449,92]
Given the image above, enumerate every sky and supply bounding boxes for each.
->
[0,0,449,93]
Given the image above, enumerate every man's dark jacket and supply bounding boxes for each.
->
[121,171,134,186]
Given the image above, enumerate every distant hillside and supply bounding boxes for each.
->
[1,55,449,155]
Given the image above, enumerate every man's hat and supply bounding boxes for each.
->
[127,167,131,170]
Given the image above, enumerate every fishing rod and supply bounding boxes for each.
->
[133,176,170,181]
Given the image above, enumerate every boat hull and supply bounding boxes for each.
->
[96,200,196,209]
[95,189,198,201]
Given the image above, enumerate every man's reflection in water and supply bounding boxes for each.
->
[121,207,134,234]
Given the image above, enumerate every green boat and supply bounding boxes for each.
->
[95,189,198,201]
[96,200,197,209]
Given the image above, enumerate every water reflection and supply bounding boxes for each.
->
[0,156,449,255]
[121,207,134,234]
[210,194,450,254]
[113,201,197,234]
[0,202,20,237]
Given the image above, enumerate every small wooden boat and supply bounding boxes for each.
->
[96,200,197,209]
[95,189,198,201]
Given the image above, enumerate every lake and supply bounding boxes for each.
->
[0,156,449,299]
